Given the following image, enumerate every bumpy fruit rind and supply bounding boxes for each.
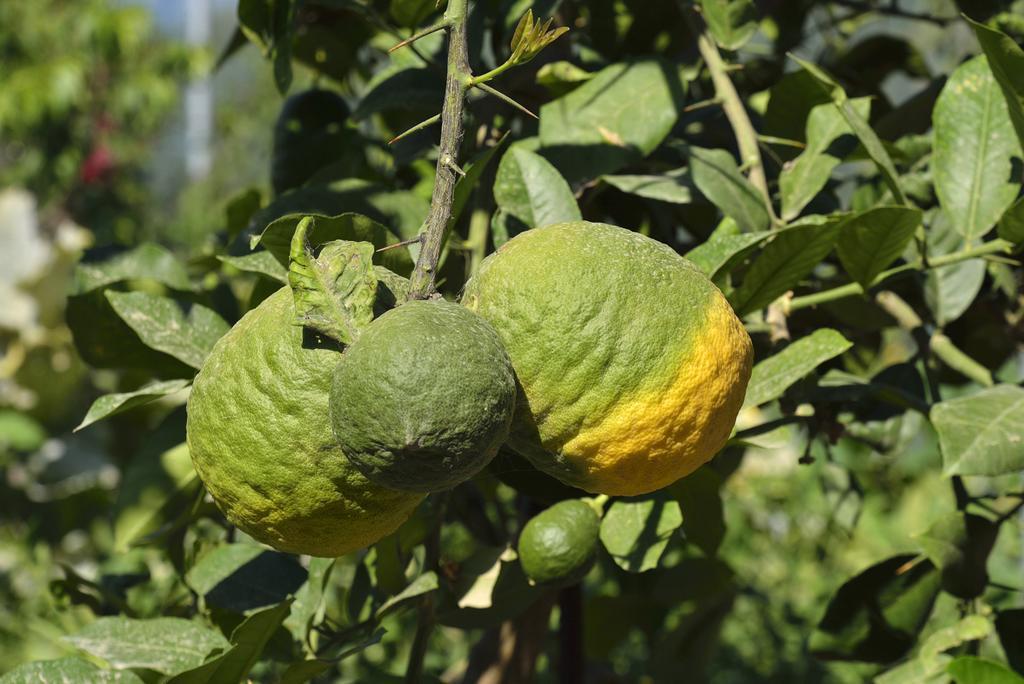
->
[518,499,600,586]
[329,299,516,492]
[463,221,753,496]
[187,287,423,558]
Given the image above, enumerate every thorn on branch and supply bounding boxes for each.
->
[389,114,442,145]
[442,154,467,177]
[376,236,423,253]
[389,21,449,53]
[473,82,538,119]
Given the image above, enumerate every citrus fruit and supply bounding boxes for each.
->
[329,300,516,492]
[518,499,600,586]
[463,221,753,496]
[186,286,423,557]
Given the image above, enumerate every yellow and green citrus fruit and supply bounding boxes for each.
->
[518,499,600,586]
[186,286,423,557]
[463,221,752,496]
[329,299,516,492]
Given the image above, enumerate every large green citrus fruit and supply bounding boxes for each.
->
[463,221,752,496]
[518,499,600,586]
[329,300,516,492]
[186,286,423,557]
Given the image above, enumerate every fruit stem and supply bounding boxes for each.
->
[408,0,472,299]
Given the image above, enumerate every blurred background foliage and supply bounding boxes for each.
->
[1,0,1024,682]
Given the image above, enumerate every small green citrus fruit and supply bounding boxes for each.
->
[518,499,600,586]
[329,299,516,492]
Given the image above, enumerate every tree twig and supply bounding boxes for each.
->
[405,491,450,683]
[408,0,473,299]
[685,8,776,224]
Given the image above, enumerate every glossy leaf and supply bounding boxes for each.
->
[809,555,940,663]
[780,98,871,221]
[218,251,287,283]
[836,206,922,289]
[105,292,230,371]
[167,600,294,684]
[113,442,198,553]
[915,512,999,599]
[0,658,143,684]
[288,218,377,345]
[65,617,229,675]
[602,169,693,204]
[76,379,191,432]
[948,657,1024,684]
[743,329,852,408]
[185,543,307,613]
[255,211,413,275]
[685,226,771,280]
[933,55,1020,240]
[690,147,771,233]
[998,196,1024,243]
[376,571,439,619]
[493,147,581,229]
[791,56,907,205]
[700,0,758,50]
[539,59,687,181]
[925,213,985,326]
[71,243,192,296]
[285,557,335,645]
[931,384,1024,477]
[970,17,1024,150]
[669,467,725,556]
[599,493,683,573]
[730,216,843,316]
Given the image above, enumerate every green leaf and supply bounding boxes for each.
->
[790,56,907,205]
[599,493,683,573]
[876,616,993,684]
[389,0,436,27]
[836,207,922,289]
[225,187,263,242]
[352,67,444,121]
[285,557,335,645]
[539,59,687,181]
[690,147,772,233]
[105,292,230,370]
[65,617,229,676]
[933,55,1020,240]
[287,217,378,345]
[254,211,414,276]
[75,379,190,432]
[685,225,772,280]
[995,609,1024,675]
[970,17,1024,151]
[376,571,439,619]
[998,196,1024,243]
[809,555,940,663]
[948,657,1024,684]
[729,216,843,316]
[186,543,307,613]
[668,467,725,556]
[700,0,758,50]
[218,252,288,283]
[167,600,294,684]
[280,659,333,684]
[931,384,1024,477]
[493,147,581,229]
[113,442,198,553]
[915,512,999,599]
[451,133,509,230]
[743,329,852,408]
[71,243,193,295]
[602,169,693,204]
[780,98,871,220]
[924,258,986,328]
[0,658,144,683]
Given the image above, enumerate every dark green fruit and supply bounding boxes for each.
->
[517,499,600,587]
[271,89,355,195]
[329,300,516,492]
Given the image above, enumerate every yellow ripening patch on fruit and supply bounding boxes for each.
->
[559,295,752,494]
[463,221,752,496]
